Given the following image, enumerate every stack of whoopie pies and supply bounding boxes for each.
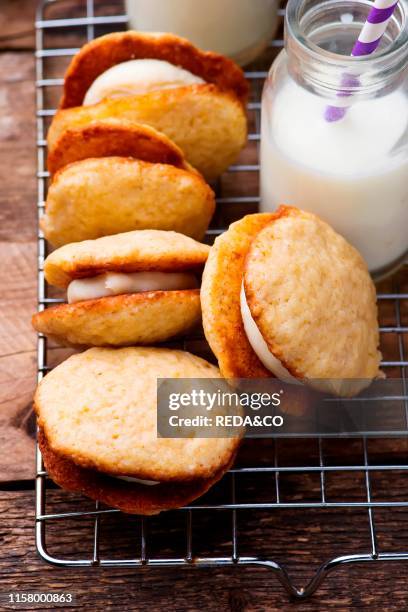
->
[42,30,250,248]
[34,31,248,515]
[34,32,382,516]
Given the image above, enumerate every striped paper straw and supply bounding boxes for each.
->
[325,0,399,121]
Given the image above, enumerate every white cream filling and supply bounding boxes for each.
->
[240,283,298,383]
[67,271,198,304]
[83,58,205,105]
[115,475,160,486]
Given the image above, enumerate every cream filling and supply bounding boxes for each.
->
[240,283,298,383]
[67,271,198,304]
[83,58,205,105]
[115,476,160,486]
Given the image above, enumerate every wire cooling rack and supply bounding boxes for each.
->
[35,0,408,599]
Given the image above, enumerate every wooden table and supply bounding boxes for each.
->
[1,1,408,609]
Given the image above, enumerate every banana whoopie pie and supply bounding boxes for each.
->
[33,230,209,347]
[201,206,381,396]
[41,156,215,247]
[47,31,248,179]
[35,347,241,515]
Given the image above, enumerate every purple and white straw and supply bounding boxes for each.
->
[353,0,399,54]
[325,0,399,121]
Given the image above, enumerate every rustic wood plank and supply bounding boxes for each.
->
[0,51,37,481]
[0,241,36,481]
[0,0,126,51]
[2,484,408,610]
[0,53,36,242]
[0,1,36,50]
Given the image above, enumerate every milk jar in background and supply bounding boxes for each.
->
[125,0,279,66]
[260,0,408,278]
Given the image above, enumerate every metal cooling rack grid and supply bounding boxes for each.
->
[34,0,408,599]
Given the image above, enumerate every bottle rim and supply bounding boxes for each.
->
[286,0,408,78]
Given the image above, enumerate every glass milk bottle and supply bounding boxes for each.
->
[260,0,408,278]
[125,0,279,66]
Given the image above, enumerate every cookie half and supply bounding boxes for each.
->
[42,230,210,288]
[39,429,236,516]
[48,84,247,180]
[32,230,209,347]
[59,31,249,109]
[243,206,381,391]
[33,291,203,348]
[47,118,192,175]
[35,347,240,513]
[40,157,215,247]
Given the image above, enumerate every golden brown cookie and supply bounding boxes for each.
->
[32,290,202,347]
[42,230,210,288]
[48,85,247,180]
[32,230,209,347]
[47,119,191,175]
[34,348,238,481]
[201,213,275,378]
[40,157,215,247]
[35,347,241,514]
[39,429,236,515]
[244,206,381,389]
[59,31,249,109]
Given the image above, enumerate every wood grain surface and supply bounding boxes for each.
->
[0,46,37,482]
[0,0,408,609]
[2,482,408,611]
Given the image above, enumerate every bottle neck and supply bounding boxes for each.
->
[285,0,408,98]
